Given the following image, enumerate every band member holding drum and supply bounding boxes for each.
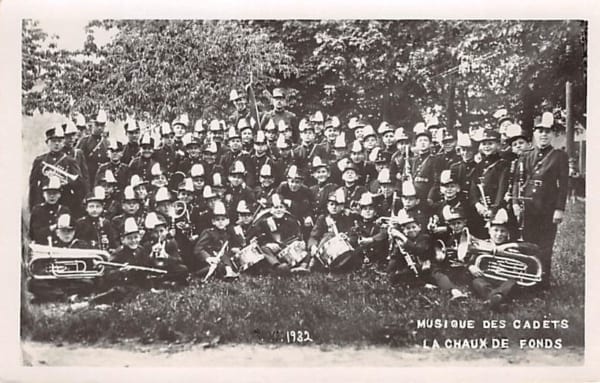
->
[29,176,71,245]
[75,186,118,251]
[28,213,95,301]
[233,200,254,246]
[354,193,387,265]
[512,112,569,290]
[247,194,307,274]
[467,208,540,310]
[308,189,360,271]
[386,209,434,285]
[192,201,240,280]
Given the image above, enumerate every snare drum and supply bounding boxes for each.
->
[277,240,308,267]
[317,234,354,269]
[233,243,266,272]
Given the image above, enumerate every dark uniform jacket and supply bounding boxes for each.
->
[193,226,242,263]
[175,154,202,176]
[77,133,109,186]
[224,184,256,220]
[121,141,140,166]
[410,149,440,204]
[469,153,510,214]
[515,145,569,214]
[309,182,339,218]
[96,161,129,192]
[450,159,477,200]
[28,151,83,209]
[339,183,368,211]
[291,143,328,172]
[437,149,461,171]
[29,203,70,244]
[63,146,90,195]
[128,156,158,183]
[75,216,118,251]
[275,182,314,222]
[308,213,357,249]
[154,145,179,177]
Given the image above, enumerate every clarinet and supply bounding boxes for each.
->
[98,217,109,251]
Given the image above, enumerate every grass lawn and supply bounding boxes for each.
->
[21,200,585,348]
[20,113,585,349]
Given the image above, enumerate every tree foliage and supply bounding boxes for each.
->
[22,19,586,129]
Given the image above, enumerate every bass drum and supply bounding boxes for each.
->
[316,233,354,269]
[278,240,308,267]
[233,243,266,272]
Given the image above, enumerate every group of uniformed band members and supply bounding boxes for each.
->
[27,87,569,310]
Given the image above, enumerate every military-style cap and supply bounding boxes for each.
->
[471,128,500,142]
[63,120,78,136]
[154,187,172,203]
[287,165,304,180]
[203,141,219,154]
[159,122,173,136]
[259,164,273,177]
[276,134,289,149]
[377,168,392,184]
[505,123,528,143]
[350,140,363,153]
[378,121,395,135]
[534,112,555,130]
[394,127,409,141]
[227,126,241,140]
[144,212,164,230]
[456,131,473,148]
[298,118,314,132]
[182,133,199,147]
[229,89,244,102]
[310,111,324,123]
[101,169,118,184]
[43,176,62,191]
[123,217,140,236]
[489,208,509,226]
[213,200,228,217]
[311,156,328,170]
[325,116,341,130]
[107,138,123,152]
[203,185,217,199]
[140,133,155,148]
[342,161,359,175]
[194,119,205,133]
[362,125,377,139]
[122,185,139,202]
[328,188,346,204]
[401,180,417,197]
[229,160,246,175]
[212,172,225,188]
[178,178,194,192]
[395,209,415,226]
[74,113,86,128]
[439,169,456,185]
[190,163,205,178]
[426,116,439,130]
[130,174,148,189]
[368,147,386,164]
[442,205,465,222]
[272,88,285,98]
[334,133,347,149]
[124,118,139,132]
[440,128,455,142]
[150,162,163,177]
[359,192,374,206]
[493,108,512,125]
[236,200,251,214]
[237,118,252,132]
[45,126,65,141]
[264,119,276,131]
[56,213,74,230]
[413,122,431,141]
[255,130,267,144]
[96,110,108,124]
[277,120,290,132]
[209,119,222,132]
[86,186,106,203]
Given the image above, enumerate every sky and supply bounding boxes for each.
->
[37,19,117,51]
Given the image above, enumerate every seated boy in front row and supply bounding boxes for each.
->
[467,208,540,311]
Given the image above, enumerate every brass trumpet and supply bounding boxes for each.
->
[42,161,79,185]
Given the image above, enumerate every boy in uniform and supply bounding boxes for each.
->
[29,176,71,244]
[354,193,387,265]
[128,132,158,183]
[309,156,339,220]
[75,186,118,252]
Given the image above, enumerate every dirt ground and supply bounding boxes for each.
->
[21,341,583,367]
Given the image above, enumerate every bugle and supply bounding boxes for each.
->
[42,161,79,185]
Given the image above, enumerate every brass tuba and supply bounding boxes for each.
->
[457,229,542,287]
[28,242,110,280]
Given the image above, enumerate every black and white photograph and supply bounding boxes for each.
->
[1,0,598,380]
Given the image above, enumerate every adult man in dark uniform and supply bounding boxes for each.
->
[28,125,83,210]
[128,133,158,183]
[410,124,439,205]
[61,120,89,218]
[154,122,179,177]
[29,176,71,244]
[96,138,129,194]
[513,112,568,289]
[450,131,477,201]
[77,109,110,186]
[228,89,252,127]
[260,88,297,140]
[121,119,141,165]
[291,119,328,174]
[437,128,461,171]
[247,130,278,188]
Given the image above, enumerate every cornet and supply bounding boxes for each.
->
[42,161,79,185]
